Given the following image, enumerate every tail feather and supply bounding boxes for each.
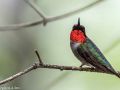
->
[103,66,120,78]
[114,72,120,78]
[109,69,120,78]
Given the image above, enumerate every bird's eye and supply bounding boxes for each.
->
[80,25,85,29]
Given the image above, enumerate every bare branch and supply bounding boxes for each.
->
[0,50,118,85]
[0,0,104,31]
[24,0,47,20]
[0,63,38,85]
[0,20,43,31]
[47,0,104,23]
[0,62,115,85]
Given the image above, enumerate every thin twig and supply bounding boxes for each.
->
[24,0,47,21]
[35,50,43,65]
[0,0,104,31]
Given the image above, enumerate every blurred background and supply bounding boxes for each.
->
[0,0,120,90]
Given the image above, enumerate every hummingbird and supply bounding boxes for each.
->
[70,18,120,78]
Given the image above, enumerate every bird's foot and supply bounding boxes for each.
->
[80,64,95,69]
[80,64,85,68]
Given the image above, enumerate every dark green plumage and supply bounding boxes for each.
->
[77,37,115,72]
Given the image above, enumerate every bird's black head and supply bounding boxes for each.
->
[72,18,86,35]
[70,18,87,43]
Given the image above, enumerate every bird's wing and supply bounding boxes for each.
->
[77,37,115,73]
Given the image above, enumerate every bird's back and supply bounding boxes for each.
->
[80,37,115,72]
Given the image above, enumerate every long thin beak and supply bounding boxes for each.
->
[78,18,80,26]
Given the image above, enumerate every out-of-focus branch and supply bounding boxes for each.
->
[0,0,104,31]
[0,50,118,85]
[24,0,47,25]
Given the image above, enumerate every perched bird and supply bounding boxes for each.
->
[70,18,120,78]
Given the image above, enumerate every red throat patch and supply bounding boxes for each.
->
[70,30,86,43]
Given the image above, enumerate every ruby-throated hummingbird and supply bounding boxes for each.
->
[70,18,120,78]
